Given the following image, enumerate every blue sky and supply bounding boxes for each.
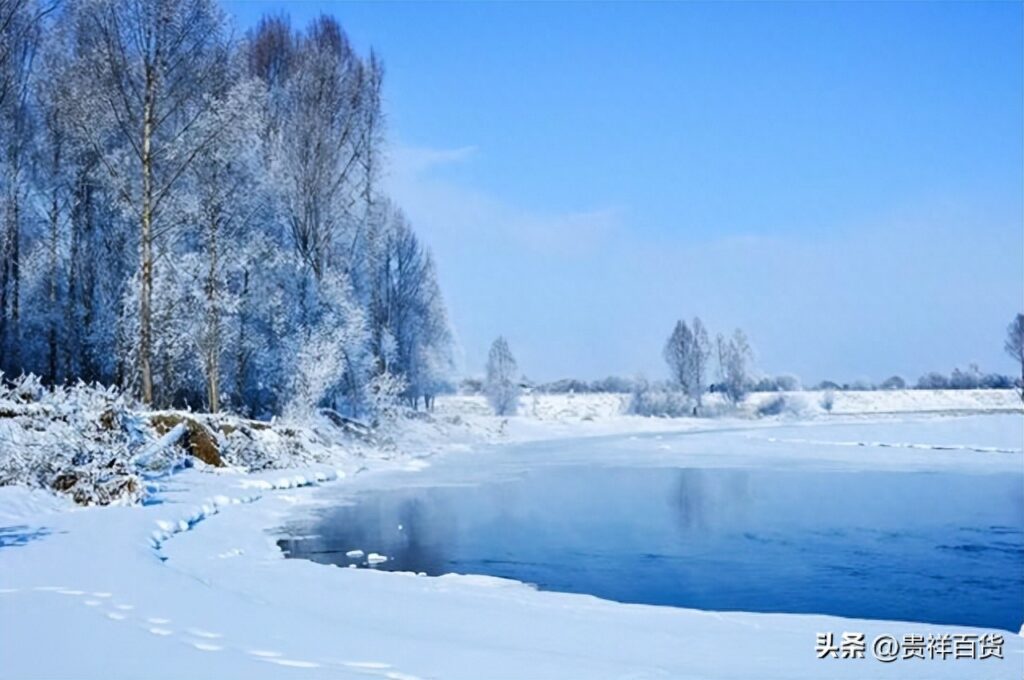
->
[226,1,1023,384]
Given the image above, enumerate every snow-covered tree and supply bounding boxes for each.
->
[718,329,754,404]
[1006,313,1024,401]
[0,2,453,426]
[486,336,519,416]
[63,0,231,404]
[663,316,710,409]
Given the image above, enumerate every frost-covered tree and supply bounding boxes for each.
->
[0,3,453,425]
[63,0,231,404]
[0,0,44,375]
[182,76,267,412]
[880,375,906,391]
[1005,313,1024,401]
[663,317,710,409]
[690,317,710,407]
[485,336,519,416]
[718,329,754,404]
[664,320,694,392]
[366,206,452,410]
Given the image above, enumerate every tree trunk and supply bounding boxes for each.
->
[47,164,59,384]
[139,65,156,405]
[205,205,220,413]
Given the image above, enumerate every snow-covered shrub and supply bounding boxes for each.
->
[757,396,787,416]
[627,379,693,417]
[757,394,812,418]
[0,376,149,505]
[820,389,836,413]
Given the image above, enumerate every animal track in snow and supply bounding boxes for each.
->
[149,627,173,636]
[186,628,222,639]
[247,650,283,658]
[262,658,320,668]
[189,641,222,652]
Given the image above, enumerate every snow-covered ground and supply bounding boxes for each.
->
[1,392,1022,679]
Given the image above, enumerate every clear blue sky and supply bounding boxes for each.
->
[225,1,1023,384]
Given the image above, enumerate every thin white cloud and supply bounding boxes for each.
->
[387,143,478,175]
[386,142,622,257]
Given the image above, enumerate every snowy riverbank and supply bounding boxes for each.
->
[1,394,1022,679]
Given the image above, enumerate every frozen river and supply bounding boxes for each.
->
[279,422,1024,632]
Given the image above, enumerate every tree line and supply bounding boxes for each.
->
[0,0,452,419]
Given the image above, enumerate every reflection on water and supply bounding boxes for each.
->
[278,466,1024,631]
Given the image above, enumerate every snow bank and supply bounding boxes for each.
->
[0,413,1020,679]
[0,377,372,506]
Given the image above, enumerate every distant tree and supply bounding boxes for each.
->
[820,389,835,413]
[1006,313,1024,401]
[979,373,1014,390]
[485,336,519,416]
[916,372,950,390]
[459,377,484,395]
[719,329,754,404]
[663,317,710,409]
[690,317,710,408]
[664,320,694,392]
[950,364,982,390]
[880,375,906,390]
[753,375,801,392]
[775,374,801,392]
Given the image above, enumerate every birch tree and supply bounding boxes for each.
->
[65,0,230,404]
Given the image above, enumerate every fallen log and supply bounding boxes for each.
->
[150,414,224,467]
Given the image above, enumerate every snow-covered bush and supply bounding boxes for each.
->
[757,395,787,417]
[820,389,836,413]
[0,375,148,505]
[757,394,812,418]
[627,379,693,417]
[0,373,373,504]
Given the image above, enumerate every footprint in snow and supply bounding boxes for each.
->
[149,627,173,636]
[114,603,134,611]
[82,600,101,607]
[189,641,222,652]
[147,617,171,625]
[343,662,391,670]
[247,650,283,659]
[186,628,222,639]
[106,612,127,621]
[262,658,320,668]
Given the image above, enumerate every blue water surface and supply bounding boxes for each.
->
[278,465,1024,631]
